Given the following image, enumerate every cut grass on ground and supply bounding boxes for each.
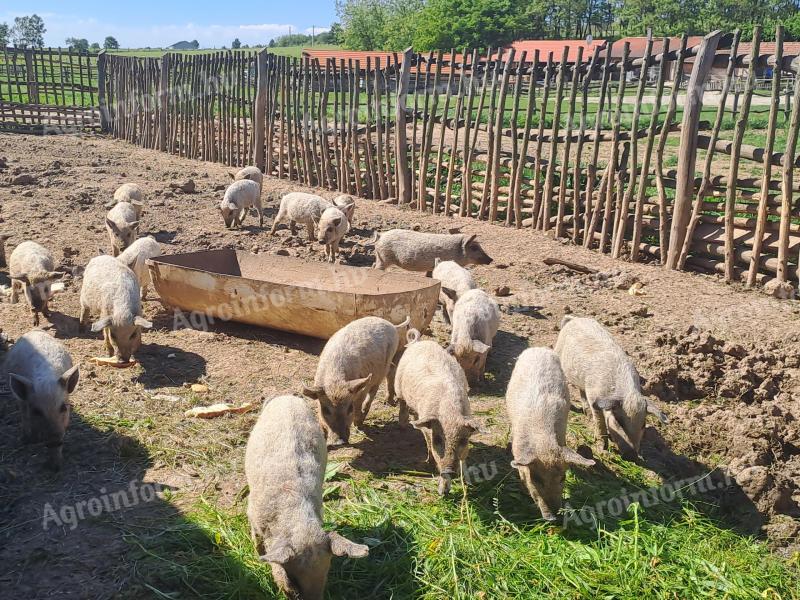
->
[125,458,800,599]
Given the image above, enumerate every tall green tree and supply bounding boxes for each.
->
[11,14,46,47]
[0,22,9,47]
[231,38,242,48]
[65,37,89,52]
[104,36,120,49]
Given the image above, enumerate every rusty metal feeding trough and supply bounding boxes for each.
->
[146,249,440,339]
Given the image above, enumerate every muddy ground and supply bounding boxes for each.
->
[0,132,798,597]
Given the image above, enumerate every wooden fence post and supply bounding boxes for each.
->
[97,50,110,132]
[254,49,269,172]
[396,47,413,204]
[665,30,723,269]
[24,49,39,105]
[158,52,170,150]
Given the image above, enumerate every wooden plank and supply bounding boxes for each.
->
[479,48,505,219]
[488,48,514,222]
[778,47,800,283]
[506,51,527,225]
[462,47,491,217]
[374,57,387,199]
[418,50,441,209]
[724,29,761,282]
[254,49,268,171]
[532,53,553,229]
[542,46,568,231]
[555,46,581,237]
[512,50,539,228]
[746,26,784,286]
[445,49,472,215]
[433,48,456,213]
[666,30,724,269]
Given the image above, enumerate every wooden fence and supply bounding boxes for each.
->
[2,30,799,288]
[0,46,102,132]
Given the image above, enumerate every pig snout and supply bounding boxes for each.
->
[437,473,453,495]
[326,429,349,447]
[45,440,64,471]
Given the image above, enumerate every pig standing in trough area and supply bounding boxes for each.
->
[432,258,477,325]
[394,336,481,494]
[219,179,263,229]
[116,236,161,300]
[105,201,140,257]
[506,347,595,521]
[270,192,334,240]
[106,183,145,219]
[230,165,264,193]
[245,395,369,600]
[555,315,667,460]
[303,316,412,445]
[443,288,500,385]
[316,204,352,263]
[3,330,79,470]
[373,230,493,273]
[79,255,152,362]
[8,241,63,326]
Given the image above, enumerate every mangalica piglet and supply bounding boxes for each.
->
[106,183,145,219]
[432,258,477,325]
[303,316,410,445]
[270,192,332,240]
[332,194,356,222]
[9,241,63,326]
[374,230,493,273]
[219,179,263,229]
[444,288,500,385]
[246,395,369,600]
[106,201,140,257]
[316,205,352,263]
[394,338,481,494]
[79,255,152,362]
[506,347,595,521]
[555,315,667,460]
[229,166,264,194]
[4,330,79,470]
[116,236,161,299]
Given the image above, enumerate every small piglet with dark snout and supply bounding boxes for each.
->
[246,395,369,600]
[555,315,667,460]
[374,230,493,273]
[506,347,594,521]
[9,241,63,326]
[316,205,351,263]
[303,316,410,445]
[432,259,477,325]
[394,337,481,495]
[4,330,79,470]
[105,201,140,257]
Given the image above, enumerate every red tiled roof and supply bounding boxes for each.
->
[611,36,704,59]
[509,39,606,63]
[736,41,800,57]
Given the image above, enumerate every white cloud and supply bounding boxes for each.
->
[0,11,313,48]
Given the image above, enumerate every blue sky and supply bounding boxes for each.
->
[2,1,337,48]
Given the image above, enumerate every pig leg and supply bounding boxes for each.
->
[331,240,340,263]
[305,222,314,241]
[238,207,247,227]
[385,363,398,406]
[439,295,452,325]
[256,199,264,227]
[398,398,409,428]
[373,251,386,270]
[19,404,33,444]
[586,390,610,451]
[10,279,20,304]
[79,304,91,333]
[357,384,380,427]
[32,309,40,327]
[269,211,284,235]
[103,328,115,357]
[421,429,434,465]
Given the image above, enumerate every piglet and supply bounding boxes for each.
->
[374,230,492,273]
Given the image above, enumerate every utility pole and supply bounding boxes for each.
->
[312,26,315,47]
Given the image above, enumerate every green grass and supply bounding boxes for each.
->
[125,454,800,599]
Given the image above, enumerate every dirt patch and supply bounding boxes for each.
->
[0,131,799,595]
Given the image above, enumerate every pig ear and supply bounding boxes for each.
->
[129,220,140,230]
[462,234,477,248]
[410,417,438,431]
[91,316,112,333]
[440,286,458,301]
[302,384,324,400]
[471,340,491,356]
[332,216,342,227]
[593,397,620,411]
[510,459,533,469]
[228,172,235,180]
[60,365,80,394]
[446,344,456,356]
[106,218,122,236]
[45,271,64,281]
[104,200,116,209]
[328,531,369,558]
[605,411,637,454]
[134,316,153,329]
[562,447,595,468]
[433,257,441,267]
[132,200,144,208]
[261,541,295,565]
[346,374,372,395]
[11,272,30,285]
[646,400,668,424]
[462,418,483,436]
[8,373,33,402]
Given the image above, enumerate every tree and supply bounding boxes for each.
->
[336,0,389,50]
[0,22,9,47]
[412,0,525,50]
[66,37,90,52]
[104,36,120,50]
[190,39,199,49]
[231,38,242,49]
[90,42,101,52]
[11,14,46,47]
